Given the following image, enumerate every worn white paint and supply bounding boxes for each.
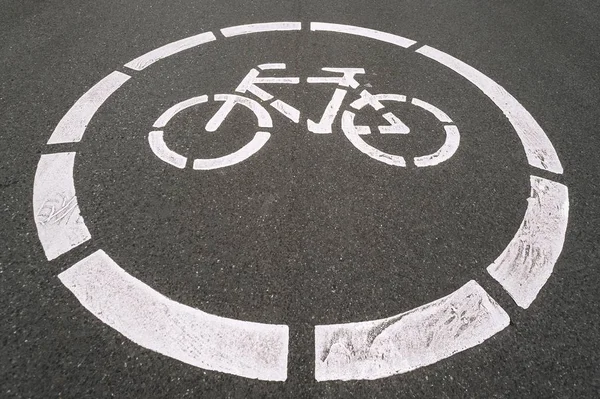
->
[348,92,410,134]
[206,94,272,132]
[153,95,208,128]
[258,63,286,70]
[124,32,217,71]
[33,153,91,260]
[341,111,407,166]
[310,22,416,48]
[414,125,460,167]
[307,68,365,89]
[270,99,300,123]
[379,112,410,134]
[415,45,563,174]
[487,176,569,308]
[41,23,568,383]
[411,98,453,123]
[315,281,509,381]
[193,131,271,170]
[221,22,301,37]
[59,250,288,380]
[350,92,406,111]
[235,66,299,103]
[148,131,188,169]
[48,72,130,144]
[150,94,272,170]
[307,88,348,134]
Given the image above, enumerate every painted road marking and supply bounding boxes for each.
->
[343,94,460,167]
[221,22,301,37]
[59,250,289,381]
[411,98,453,123]
[124,32,217,71]
[33,153,90,260]
[192,131,271,170]
[35,22,569,382]
[153,95,209,128]
[47,71,130,144]
[148,94,273,170]
[315,281,510,381]
[206,94,273,131]
[148,131,188,169]
[414,125,461,167]
[415,45,563,174]
[310,22,416,48]
[341,110,407,167]
[487,176,569,308]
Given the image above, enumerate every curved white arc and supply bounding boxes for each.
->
[33,153,91,260]
[341,111,406,167]
[411,98,453,123]
[310,22,416,48]
[124,32,217,71]
[415,45,563,174]
[153,95,209,128]
[414,125,460,167]
[221,22,301,37]
[148,131,188,169]
[193,132,271,170]
[350,93,407,111]
[48,72,131,144]
[487,176,569,308]
[214,94,273,128]
[315,281,509,381]
[59,250,289,381]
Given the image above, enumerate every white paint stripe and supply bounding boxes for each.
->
[33,153,91,260]
[153,95,208,128]
[310,22,416,48]
[255,77,300,84]
[59,250,289,381]
[124,32,217,71]
[342,111,406,166]
[307,88,347,134]
[415,45,563,174]
[258,63,286,70]
[315,281,509,381]
[270,100,300,123]
[48,72,131,144]
[414,125,460,167]
[148,131,188,169]
[487,176,569,308]
[193,132,271,170]
[411,98,453,123]
[379,112,410,134]
[212,94,273,129]
[221,22,301,37]
[351,92,406,111]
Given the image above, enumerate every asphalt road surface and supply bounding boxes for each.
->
[2,0,600,397]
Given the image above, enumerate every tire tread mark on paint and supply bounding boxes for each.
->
[487,175,568,308]
[124,32,217,71]
[59,250,289,381]
[415,45,563,174]
[33,153,91,260]
[314,281,509,381]
[47,71,131,144]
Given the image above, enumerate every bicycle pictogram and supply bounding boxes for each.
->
[149,63,460,170]
[34,22,568,382]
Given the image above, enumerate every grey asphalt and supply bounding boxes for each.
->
[1,0,600,397]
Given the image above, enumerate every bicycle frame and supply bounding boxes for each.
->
[206,63,408,135]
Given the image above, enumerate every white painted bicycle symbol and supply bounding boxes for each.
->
[35,22,568,383]
[149,63,460,170]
